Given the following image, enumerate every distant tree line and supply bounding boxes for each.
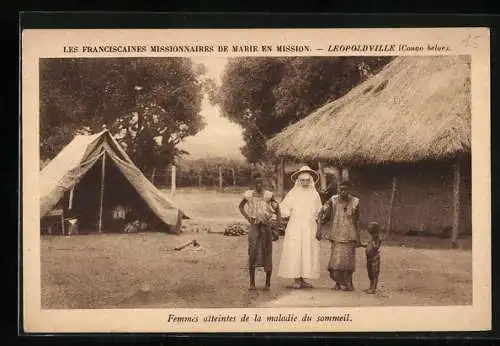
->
[40,57,393,176]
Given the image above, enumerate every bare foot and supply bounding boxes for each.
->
[332,284,341,291]
[301,281,313,289]
[263,285,270,291]
[249,285,257,291]
[364,288,376,294]
[292,281,302,289]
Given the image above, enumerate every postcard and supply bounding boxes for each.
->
[22,26,491,333]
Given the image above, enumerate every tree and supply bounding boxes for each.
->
[216,57,393,163]
[217,58,285,163]
[39,58,206,173]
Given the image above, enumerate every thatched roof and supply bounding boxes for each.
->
[267,56,471,165]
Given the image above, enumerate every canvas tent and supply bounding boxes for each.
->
[40,130,187,234]
[268,56,471,246]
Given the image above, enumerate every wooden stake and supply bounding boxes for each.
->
[335,166,341,191]
[277,158,285,198]
[386,175,398,235]
[198,173,202,188]
[171,164,177,196]
[452,160,461,248]
[341,167,350,181]
[174,240,195,251]
[98,153,106,233]
[318,161,327,190]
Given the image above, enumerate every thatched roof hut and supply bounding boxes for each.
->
[268,56,472,247]
[267,56,471,166]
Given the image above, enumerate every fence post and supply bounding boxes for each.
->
[341,167,350,182]
[218,166,223,190]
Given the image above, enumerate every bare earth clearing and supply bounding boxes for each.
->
[41,188,472,309]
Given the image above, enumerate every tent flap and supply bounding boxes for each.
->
[107,149,183,228]
[40,152,103,217]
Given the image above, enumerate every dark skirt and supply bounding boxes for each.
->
[367,255,380,280]
[248,223,273,271]
[328,241,356,272]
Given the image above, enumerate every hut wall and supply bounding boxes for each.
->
[391,162,453,234]
[459,157,472,235]
[349,165,394,230]
[350,160,471,235]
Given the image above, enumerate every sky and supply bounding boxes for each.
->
[178,57,246,161]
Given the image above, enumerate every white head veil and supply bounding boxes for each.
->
[280,172,322,219]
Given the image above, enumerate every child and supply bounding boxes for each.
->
[239,173,281,291]
[362,222,382,294]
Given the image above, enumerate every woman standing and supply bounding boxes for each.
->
[278,166,322,289]
[318,181,361,291]
[239,173,281,291]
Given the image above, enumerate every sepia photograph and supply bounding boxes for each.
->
[22,27,490,333]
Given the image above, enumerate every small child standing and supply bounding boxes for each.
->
[239,173,281,291]
[363,222,382,294]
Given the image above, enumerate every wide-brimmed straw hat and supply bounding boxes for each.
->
[291,165,319,183]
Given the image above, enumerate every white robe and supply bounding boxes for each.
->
[278,177,322,279]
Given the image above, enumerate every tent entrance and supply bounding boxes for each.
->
[64,153,167,234]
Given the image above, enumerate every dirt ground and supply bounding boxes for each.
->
[41,188,472,309]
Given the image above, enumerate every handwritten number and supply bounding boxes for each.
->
[461,33,480,48]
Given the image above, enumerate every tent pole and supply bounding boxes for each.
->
[151,167,156,185]
[387,175,398,235]
[452,159,461,249]
[98,153,106,233]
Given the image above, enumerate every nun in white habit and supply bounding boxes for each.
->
[278,166,322,289]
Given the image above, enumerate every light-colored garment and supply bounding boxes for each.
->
[322,194,360,274]
[243,189,274,223]
[112,205,127,220]
[278,174,322,279]
[324,195,360,242]
[328,242,356,271]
